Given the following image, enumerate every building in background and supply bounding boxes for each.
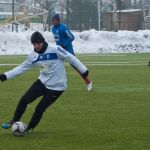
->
[0,0,19,21]
[105,9,143,31]
[142,0,150,29]
[0,0,150,31]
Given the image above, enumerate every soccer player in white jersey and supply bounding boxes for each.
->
[1,31,91,133]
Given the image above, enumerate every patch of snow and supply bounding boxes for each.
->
[0,29,150,55]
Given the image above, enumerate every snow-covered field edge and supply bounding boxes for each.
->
[0,29,150,55]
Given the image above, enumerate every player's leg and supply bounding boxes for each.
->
[70,50,92,91]
[71,63,92,83]
[26,89,63,132]
[64,47,92,91]
[2,79,44,129]
[70,60,92,91]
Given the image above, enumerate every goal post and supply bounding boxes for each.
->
[0,4,49,32]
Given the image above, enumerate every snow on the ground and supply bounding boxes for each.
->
[0,29,150,55]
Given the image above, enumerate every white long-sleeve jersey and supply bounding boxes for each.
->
[4,45,87,91]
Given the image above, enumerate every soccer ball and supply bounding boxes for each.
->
[11,121,27,136]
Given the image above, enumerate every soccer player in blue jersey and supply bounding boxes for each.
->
[1,31,90,133]
[51,14,92,91]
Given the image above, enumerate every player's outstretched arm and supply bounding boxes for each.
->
[2,54,33,81]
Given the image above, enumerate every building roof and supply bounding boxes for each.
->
[108,9,143,13]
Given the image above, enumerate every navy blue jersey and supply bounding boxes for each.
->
[51,24,74,54]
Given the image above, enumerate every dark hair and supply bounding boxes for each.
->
[52,14,60,21]
[31,31,45,44]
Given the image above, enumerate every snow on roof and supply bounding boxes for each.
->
[119,9,143,13]
[109,9,142,13]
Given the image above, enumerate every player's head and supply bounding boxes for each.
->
[31,31,45,52]
[52,14,60,26]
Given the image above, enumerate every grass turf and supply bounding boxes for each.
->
[0,53,150,149]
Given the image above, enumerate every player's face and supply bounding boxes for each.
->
[52,19,60,26]
[33,42,44,52]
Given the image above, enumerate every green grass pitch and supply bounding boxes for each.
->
[0,53,150,150]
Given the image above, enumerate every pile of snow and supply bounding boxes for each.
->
[74,29,150,53]
[0,29,150,55]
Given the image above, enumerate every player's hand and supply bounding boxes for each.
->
[0,74,7,82]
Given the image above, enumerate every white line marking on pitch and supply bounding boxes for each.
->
[0,56,26,59]
[84,61,147,64]
[78,54,126,57]
[0,61,147,66]
[0,64,19,66]
[69,63,147,66]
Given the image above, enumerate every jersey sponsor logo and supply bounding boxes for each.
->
[40,55,43,60]
[32,53,58,64]
[57,47,67,55]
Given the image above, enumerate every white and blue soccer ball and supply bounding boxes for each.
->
[11,121,27,136]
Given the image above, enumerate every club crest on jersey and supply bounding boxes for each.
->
[46,54,49,59]
[32,53,58,64]
[40,55,43,59]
